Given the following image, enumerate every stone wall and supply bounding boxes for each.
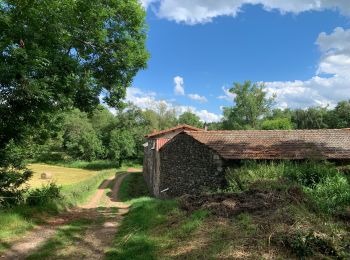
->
[143,129,200,197]
[143,139,160,197]
[158,133,227,198]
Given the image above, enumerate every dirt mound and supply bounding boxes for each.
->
[180,185,305,218]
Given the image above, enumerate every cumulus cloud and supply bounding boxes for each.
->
[143,0,350,24]
[174,76,185,95]
[217,86,236,102]
[125,87,221,122]
[264,27,350,109]
[188,93,208,103]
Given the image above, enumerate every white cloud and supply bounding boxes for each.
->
[188,93,208,103]
[139,0,158,8]
[195,109,223,122]
[217,86,236,102]
[264,27,350,109]
[125,87,157,109]
[143,0,350,24]
[174,76,185,95]
[125,87,221,122]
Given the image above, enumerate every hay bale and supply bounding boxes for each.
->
[41,172,52,180]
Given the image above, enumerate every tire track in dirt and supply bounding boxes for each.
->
[0,171,133,260]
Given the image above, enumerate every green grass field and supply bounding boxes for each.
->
[27,163,103,188]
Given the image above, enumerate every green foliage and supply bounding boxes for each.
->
[223,81,275,129]
[261,117,293,130]
[62,109,104,161]
[108,129,135,165]
[178,111,203,128]
[292,107,329,129]
[0,0,148,148]
[226,161,350,215]
[225,161,284,192]
[307,174,350,214]
[0,141,33,207]
[26,183,62,207]
[327,100,350,128]
[284,161,338,188]
[143,102,178,131]
[0,0,148,206]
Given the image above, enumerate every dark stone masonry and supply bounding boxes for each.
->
[158,133,226,198]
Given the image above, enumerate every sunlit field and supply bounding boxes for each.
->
[27,164,102,188]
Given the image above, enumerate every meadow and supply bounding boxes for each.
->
[27,163,103,188]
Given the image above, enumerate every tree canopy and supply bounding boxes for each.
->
[222,81,275,129]
[178,111,203,128]
[0,0,149,149]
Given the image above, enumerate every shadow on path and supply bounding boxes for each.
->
[1,171,131,260]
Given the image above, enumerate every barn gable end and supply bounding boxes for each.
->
[158,133,226,198]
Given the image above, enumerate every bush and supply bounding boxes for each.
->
[261,118,293,130]
[306,174,350,214]
[26,183,62,206]
[284,161,338,188]
[225,161,284,192]
[0,140,33,207]
[225,160,350,215]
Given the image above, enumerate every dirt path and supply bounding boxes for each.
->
[0,171,132,260]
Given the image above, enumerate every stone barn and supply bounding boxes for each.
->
[143,124,203,197]
[143,127,350,198]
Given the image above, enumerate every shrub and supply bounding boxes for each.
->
[284,161,338,188]
[0,140,33,207]
[261,118,293,130]
[26,183,62,206]
[225,161,284,192]
[306,174,350,214]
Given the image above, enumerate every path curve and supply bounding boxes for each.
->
[0,171,132,259]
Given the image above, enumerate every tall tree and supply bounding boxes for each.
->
[0,0,148,204]
[292,107,329,129]
[178,111,203,128]
[0,0,149,149]
[222,81,275,129]
[143,102,178,131]
[327,100,350,128]
[63,110,104,161]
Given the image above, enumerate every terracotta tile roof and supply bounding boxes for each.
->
[146,124,202,138]
[184,129,350,160]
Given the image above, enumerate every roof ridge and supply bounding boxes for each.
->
[146,124,203,138]
[185,128,350,134]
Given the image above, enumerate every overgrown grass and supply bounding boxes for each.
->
[106,172,212,259]
[106,162,350,259]
[118,172,149,202]
[0,166,118,247]
[226,160,350,215]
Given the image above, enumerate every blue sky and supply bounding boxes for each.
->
[126,1,350,122]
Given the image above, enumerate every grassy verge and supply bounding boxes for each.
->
[118,171,149,202]
[0,166,119,249]
[106,163,350,259]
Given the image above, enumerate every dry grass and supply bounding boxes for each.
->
[27,164,101,188]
